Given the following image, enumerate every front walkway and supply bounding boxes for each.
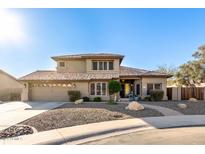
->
[2,115,205,145]
[142,104,183,116]
[0,101,66,131]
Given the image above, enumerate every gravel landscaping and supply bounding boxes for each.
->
[141,101,205,115]
[20,102,163,132]
[0,125,35,139]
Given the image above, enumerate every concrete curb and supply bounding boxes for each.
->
[0,118,151,145]
[2,115,205,145]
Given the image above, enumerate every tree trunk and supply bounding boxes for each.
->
[114,93,117,102]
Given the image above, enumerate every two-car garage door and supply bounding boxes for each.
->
[31,87,69,102]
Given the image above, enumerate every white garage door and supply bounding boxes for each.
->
[31,87,69,101]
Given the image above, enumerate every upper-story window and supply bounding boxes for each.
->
[59,61,65,67]
[92,61,98,70]
[92,61,114,70]
[109,61,113,70]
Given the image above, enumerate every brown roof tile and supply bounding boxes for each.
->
[19,70,119,81]
[120,66,171,77]
[51,53,124,61]
[19,66,170,81]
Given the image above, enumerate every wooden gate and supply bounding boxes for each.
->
[181,87,204,100]
[167,88,172,100]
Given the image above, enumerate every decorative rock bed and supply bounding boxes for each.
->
[0,125,37,139]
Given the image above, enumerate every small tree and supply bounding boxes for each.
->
[108,80,121,102]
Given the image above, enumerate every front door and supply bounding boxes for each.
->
[136,84,140,96]
[120,84,125,98]
[120,79,135,98]
[125,83,131,97]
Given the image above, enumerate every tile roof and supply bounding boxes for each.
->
[119,66,148,76]
[51,53,124,60]
[19,66,170,81]
[19,70,119,81]
[120,66,171,77]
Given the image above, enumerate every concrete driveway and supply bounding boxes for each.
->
[0,101,66,131]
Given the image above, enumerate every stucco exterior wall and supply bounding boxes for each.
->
[141,77,168,100]
[28,81,89,102]
[171,87,181,101]
[86,59,120,73]
[56,60,86,73]
[0,71,23,90]
[21,82,29,102]
[0,71,23,100]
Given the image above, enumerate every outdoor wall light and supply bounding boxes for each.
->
[72,84,76,88]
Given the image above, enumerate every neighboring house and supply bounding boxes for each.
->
[0,69,24,101]
[19,53,171,102]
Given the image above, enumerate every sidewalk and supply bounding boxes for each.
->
[2,115,205,145]
[143,104,183,116]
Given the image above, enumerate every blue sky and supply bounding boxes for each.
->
[0,8,205,77]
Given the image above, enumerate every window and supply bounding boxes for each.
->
[96,83,101,95]
[90,83,95,95]
[92,61,98,70]
[90,82,107,96]
[147,83,162,95]
[147,84,153,95]
[104,62,107,70]
[99,62,103,70]
[109,61,114,70]
[102,83,106,95]
[92,61,114,70]
[155,83,161,90]
[59,62,65,67]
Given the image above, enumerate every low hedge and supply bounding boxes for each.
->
[93,97,102,102]
[150,90,164,101]
[68,91,81,102]
[82,96,90,102]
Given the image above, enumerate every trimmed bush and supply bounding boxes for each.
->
[93,97,102,102]
[150,90,164,101]
[108,80,121,102]
[144,96,151,101]
[82,96,90,102]
[68,91,81,102]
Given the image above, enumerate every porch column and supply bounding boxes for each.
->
[204,88,205,100]
[21,83,29,102]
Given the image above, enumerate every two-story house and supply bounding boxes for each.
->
[20,53,171,101]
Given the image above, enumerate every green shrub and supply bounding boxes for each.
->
[150,90,164,101]
[93,97,102,102]
[82,96,90,102]
[108,80,121,102]
[68,91,81,102]
[144,96,151,101]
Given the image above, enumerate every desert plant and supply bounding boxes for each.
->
[93,97,102,102]
[82,96,90,102]
[68,91,81,102]
[108,80,121,102]
[150,90,164,101]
